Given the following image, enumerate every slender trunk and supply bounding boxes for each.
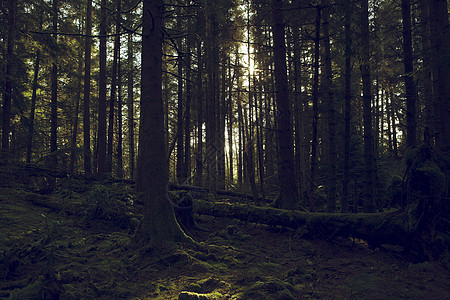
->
[27,50,41,164]
[342,0,352,213]
[236,54,243,187]
[430,0,450,151]
[70,45,82,172]
[206,2,217,195]
[322,0,336,212]
[1,0,16,163]
[292,25,303,201]
[402,0,417,148]
[227,57,234,184]
[117,40,123,179]
[127,17,135,179]
[50,0,58,170]
[390,89,398,156]
[361,0,376,213]
[420,0,434,139]
[311,6,321,211]
[217,54,227,190]
[108,5,120,174]
[176,33,184,183]
[272,0,299,209]
[83,0,93,174]
[195,39,203,186]
[97,0,107,175]
[184,37,192,184]
[256,77,265,202]
[244,100,257,200]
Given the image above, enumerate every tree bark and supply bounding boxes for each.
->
[322,0,336,213]
[184,34,192,184]
[108,5,120,174]
[127,13,135,180]
[97,0,107,175]
[420,0,434,140]
[195,36,204,187]
[430,0,450,151]
[361,0,376,212]
[292,25,304,203]
[83,0,93,175]
[27,50,40,164]
[402,0,417,148]
[117,19,123,179]
[50,0,58,171]
[310,6,321,211]
[343,0,353,213]
[136,0,188,244]
[217,54,227,191]
[176,14,184,183]
[1,0,16,163]
[271,0,299,209]
[206,1,217,196]
[70,43,82,172]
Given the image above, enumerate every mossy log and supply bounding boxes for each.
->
[193,199,448,262]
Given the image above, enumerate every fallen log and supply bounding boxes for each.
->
[170,184,262,202]
[193,199,449,263]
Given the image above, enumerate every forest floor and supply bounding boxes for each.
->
[0,176,449,299]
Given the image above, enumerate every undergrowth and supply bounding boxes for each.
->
[0,178,449,299]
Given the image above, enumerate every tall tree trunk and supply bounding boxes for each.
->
[402,0,417,148]
[361,0,376,213]
[184,36,192,184]
[127,15,135,180]
[97,0,107,175]
[108,5,120,174]
[195,38,203,187]
[50,0,58,170]
[236,54,243,187]
[206,1,217,196]
[217,54,227,190]
[70,43,82,172]
[342,0,353,213]
[256,77,266,202]
[310,5,321,211]
[322,0,336,213]
[117,39,123,179]
[83,0,93,175]
[227,57,234,185]
[292,25,304,202]
[136,0,188,245]
[176,14,184,183]
[271,0,299,209]
[1,0,16,164]
[430,0,450,151]
[420,0,434,140]
[27,50,40,164]
[390,89,398,156]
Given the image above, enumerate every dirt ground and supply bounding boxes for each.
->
[0,180,449,299]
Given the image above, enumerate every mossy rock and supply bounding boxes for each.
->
[188,276,228,293]
[9,278,61,300]
[240,277,294,299]
[178,291,223,300]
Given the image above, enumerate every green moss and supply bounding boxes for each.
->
[9,281,44,300]
[178,291,223,300]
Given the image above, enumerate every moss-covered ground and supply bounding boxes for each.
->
[0,178,449,299]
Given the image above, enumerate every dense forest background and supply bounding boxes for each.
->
[1,0,449,212]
